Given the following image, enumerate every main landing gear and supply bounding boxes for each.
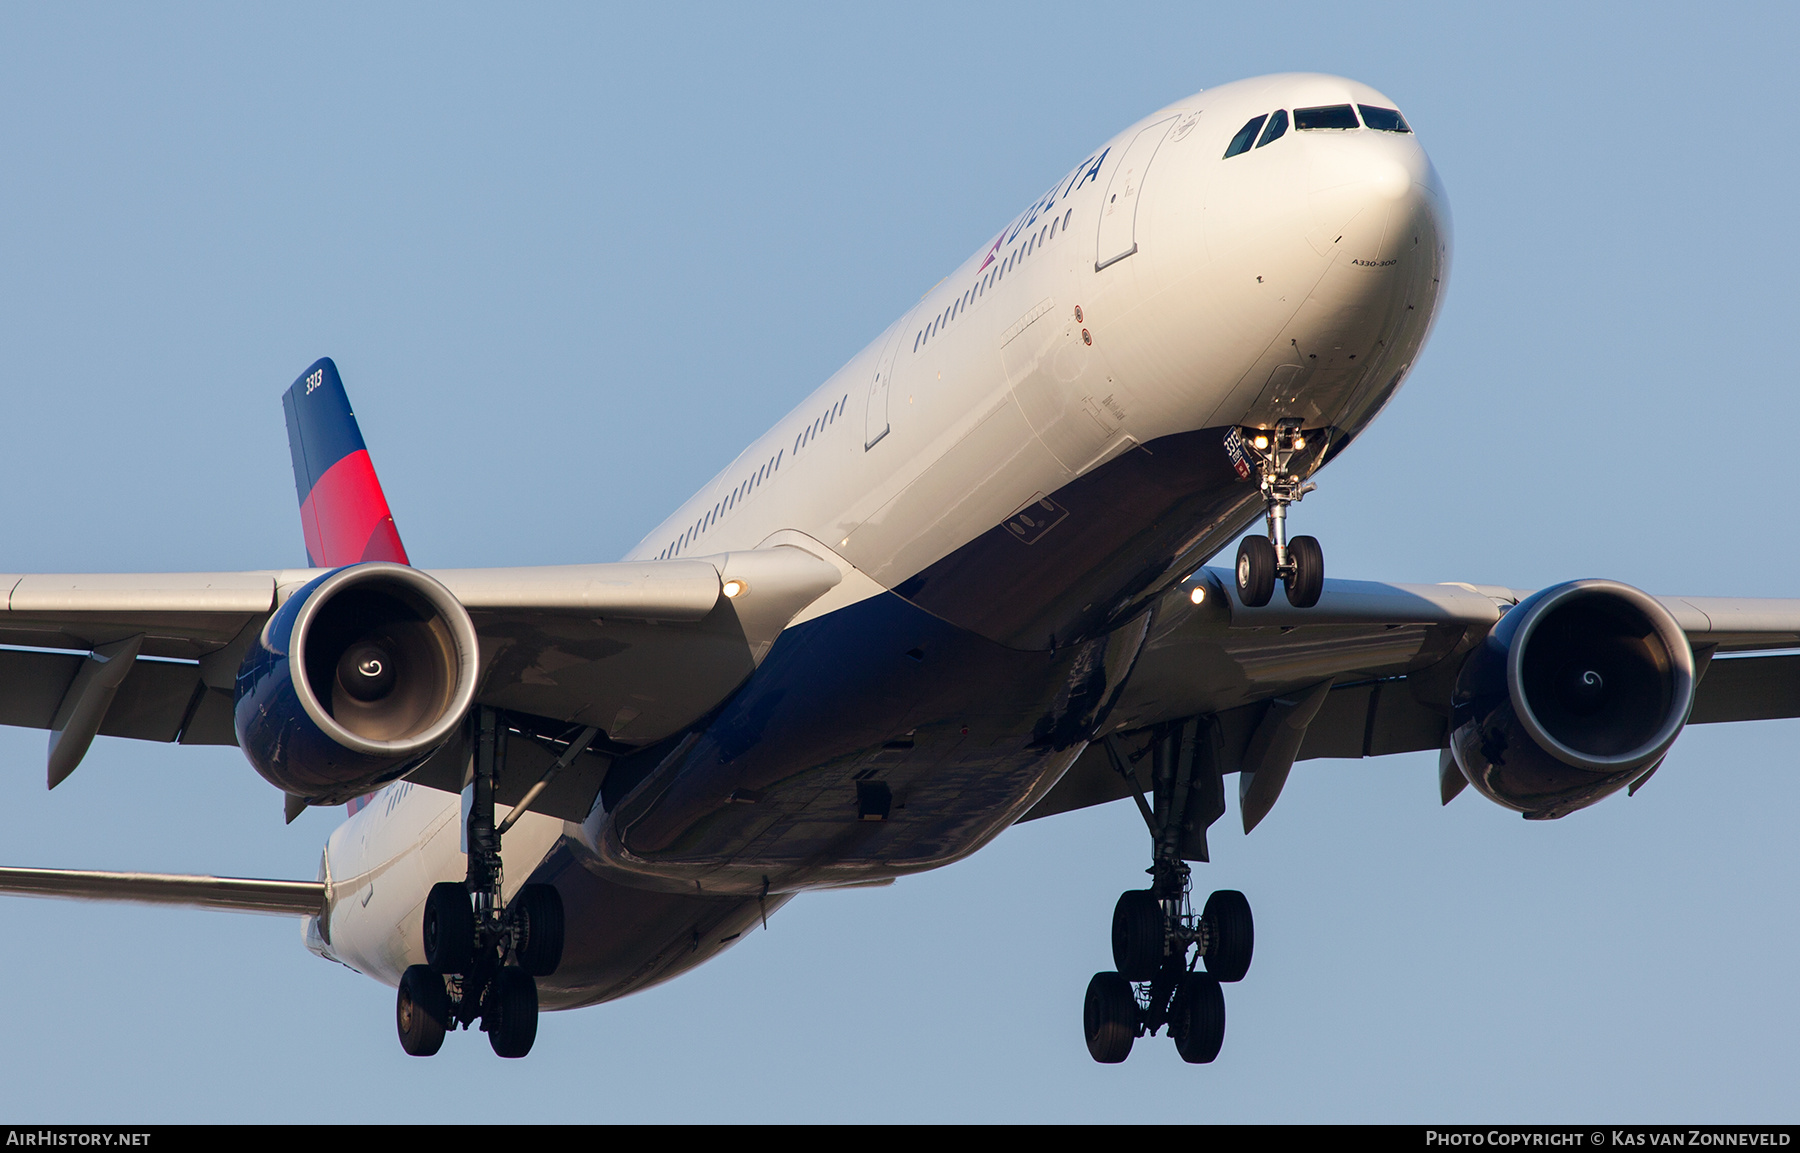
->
[397,706,567,1059]
[1085,720,1254,1064]
[1234,419,1324,609]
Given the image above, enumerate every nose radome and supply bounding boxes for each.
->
[1304,133,1433,258]
[1367,158,1412,201]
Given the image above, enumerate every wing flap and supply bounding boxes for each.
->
[98,660,203,743]
[1691,653,1800,723]
[0,649,81,729]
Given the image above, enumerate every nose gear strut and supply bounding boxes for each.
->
[1083,719,1255,1064]
[1234,420,1325,609]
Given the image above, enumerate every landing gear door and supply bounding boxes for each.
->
[1095,116,1176,272]
[865,324,903,451]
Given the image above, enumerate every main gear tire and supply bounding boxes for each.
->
[396,964,449,1057]
[1111,889,1163,982]
[512,883,565,977]
[485,968,539,1059]
[1202,889,1254,982]
[1083,972,1137,1064]
[423,881,475,975]
[1169,972,1226,1064]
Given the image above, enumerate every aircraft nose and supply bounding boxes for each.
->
[1303,129,1445,262]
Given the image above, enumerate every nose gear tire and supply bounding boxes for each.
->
[1083,972,1138,1063]
[1283,535,1324,608]
[1236,536,1277,607]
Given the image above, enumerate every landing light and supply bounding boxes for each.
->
[722,579,747,599]
[1189,586,1206,605]
[1252,435,1269,450]
[1293,436,1306,450]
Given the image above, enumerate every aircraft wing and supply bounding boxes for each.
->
[0,546,843,813]
[1025,568,1800,825]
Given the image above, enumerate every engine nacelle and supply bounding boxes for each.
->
[1449,579,1696,820]
[234,563,480,804]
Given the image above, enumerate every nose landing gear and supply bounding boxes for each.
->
[1084,721,1255,1065]
[398,706,572,1059]
[1234,420,1324,609]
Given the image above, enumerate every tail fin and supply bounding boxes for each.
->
[282,358,410,568]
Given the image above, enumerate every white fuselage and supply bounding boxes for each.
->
[312,72,1451,1000]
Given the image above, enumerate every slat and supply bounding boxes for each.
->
[4,572,276,614]
[433,562,721,619]
[1223,573,1505,629]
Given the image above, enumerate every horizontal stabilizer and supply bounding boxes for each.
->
[0,866,325,917]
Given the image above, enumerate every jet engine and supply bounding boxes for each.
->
[234,563,480,804]
[1449,579,1696,820]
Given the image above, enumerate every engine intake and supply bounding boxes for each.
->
[1449,579,1695,819]
[235,563,480,803]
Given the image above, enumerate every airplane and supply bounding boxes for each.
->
[1,70,1794,1064]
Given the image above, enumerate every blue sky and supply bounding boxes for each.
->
[0,2,1794,1121]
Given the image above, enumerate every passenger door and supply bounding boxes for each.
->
[1095,117,1177,271]
[865,324,903,450]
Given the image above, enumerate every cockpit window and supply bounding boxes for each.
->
[1223,114,1267,159]
[1358,105,1411,133]
[1255,109,1288,148]
[1294,104,1360,130]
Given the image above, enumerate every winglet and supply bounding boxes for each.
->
[282,358,410,568]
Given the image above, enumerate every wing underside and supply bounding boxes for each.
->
[1025,569,1800,824]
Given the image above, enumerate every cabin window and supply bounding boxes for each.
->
[1224,114,1267,158]
[1049,217,1058,239]
[1062,208,1072,230]
[1255,109,1288,148]
[1359,105,1410,133]
[1295,104,1359,130]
